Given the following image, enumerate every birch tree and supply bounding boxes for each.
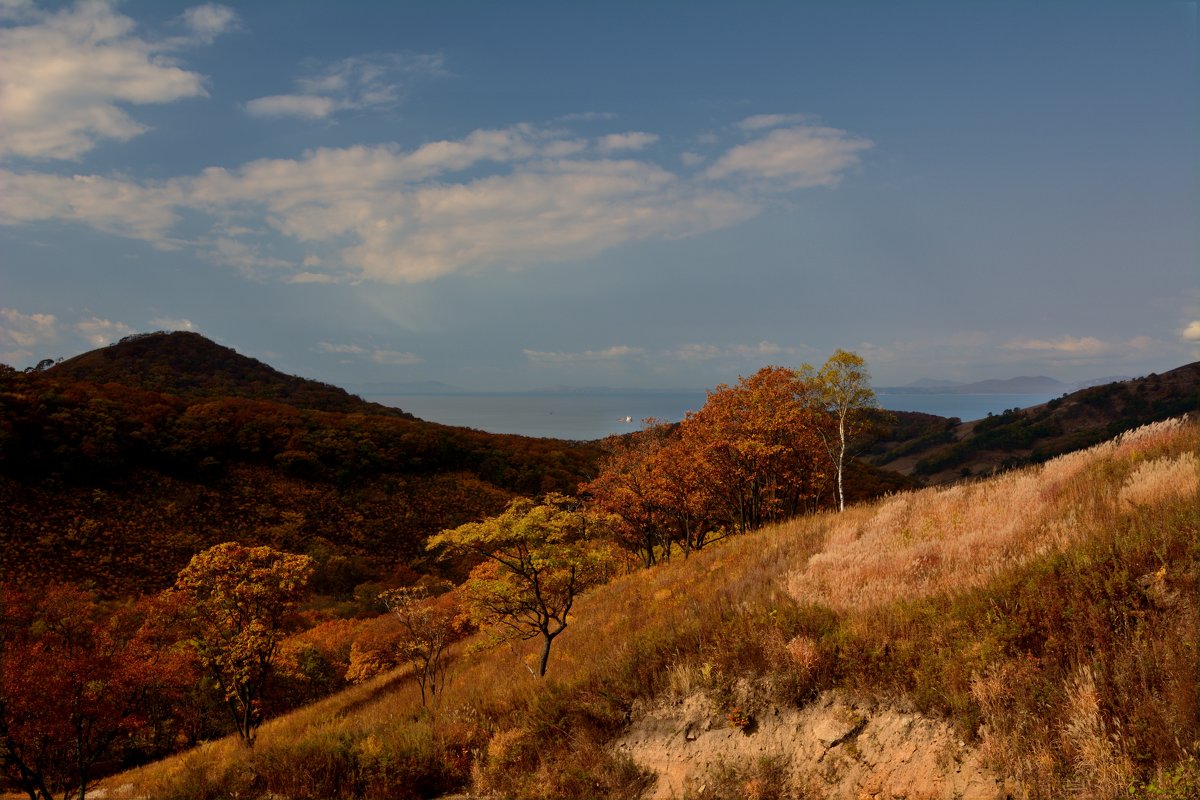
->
[816,349,878,512]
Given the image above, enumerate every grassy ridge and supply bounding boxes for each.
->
[110,418,1199,799]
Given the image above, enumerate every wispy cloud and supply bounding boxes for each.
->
[596,132,659,153]
[150,316,196,331]
[180,4,238,44]
[316,342,365,355]
[736,113,812,131]
[523,345,644,364]
[76,316,133,347]
[1181,321,1200,342]
[245,94,337,120]
[524,341,800,368]
[559,111,618,122]
[0,2,229,160]
[369,349,422,366]
[0,306,56,346]
[706,125,872,188]
[0,306,56,363]
[246,52,445,120]
[671,341,800,363]
[1003,335,1111,356]
[1,117,869,283]
[0,170,182,241]
[316,341,422,366]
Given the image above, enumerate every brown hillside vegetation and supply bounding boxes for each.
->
[108,417,1199,800]
[0,362,603,593]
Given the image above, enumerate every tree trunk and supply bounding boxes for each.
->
[836,415,846,512]
[537,632,554,677]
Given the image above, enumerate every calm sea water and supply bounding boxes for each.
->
[368,391,1062,441]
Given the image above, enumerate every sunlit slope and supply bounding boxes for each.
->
[112,417,1199,800]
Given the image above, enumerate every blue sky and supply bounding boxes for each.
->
[1,1,1196,390]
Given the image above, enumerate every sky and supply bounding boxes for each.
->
[1,1,1197,391]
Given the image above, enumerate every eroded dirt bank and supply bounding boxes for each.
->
[612,690,1012,799]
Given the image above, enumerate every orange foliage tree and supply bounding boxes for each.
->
[587,366,832,565]
[682,366,827,533]
[583,420,677,567]
[168,542,313,746]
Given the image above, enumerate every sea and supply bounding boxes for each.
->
[366,390,1062,441]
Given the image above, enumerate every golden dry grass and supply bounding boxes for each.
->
[107,417,1199,800]
[788,417,1198,610]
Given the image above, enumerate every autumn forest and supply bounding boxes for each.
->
[1,332,1197,800]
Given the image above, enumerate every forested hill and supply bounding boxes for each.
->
[0,348,605,594]
[48,331,412,417]
[863,361,1200,482]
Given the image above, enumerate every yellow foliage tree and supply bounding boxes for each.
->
[428,495,622,677]
[169,542,313,746]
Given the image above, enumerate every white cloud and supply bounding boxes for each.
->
[289,271,338,284]
[0,2,219,160]
[596,132,659,153]
[731,340,795,357]
[149,316,196,331]
[737,113,811,131]
[673,343,722,362]
[370,349,422,366]
[316,341,421,365]
[706,125,873,188]
[0,170,181,241]
[680,151,706,167]
[671,341,798,362]
[1182,321,1200,342]
[1,116,871,283]
[245,94,337,119]
[0,1,37,22]
[0,306,57,362]
[181,5,238,43]
[346,160,755,282]
[1003,335,1110,356]
[559,111,618,122]
[246,52,444,120]
[994,333,1162,365]
[76,316,133,347]
[523,345,644,364]
[201,236,296,274]
[316,342,366,355]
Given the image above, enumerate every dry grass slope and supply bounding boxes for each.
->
[106,418,1199,800]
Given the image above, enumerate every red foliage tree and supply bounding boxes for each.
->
[0,585,157,800]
